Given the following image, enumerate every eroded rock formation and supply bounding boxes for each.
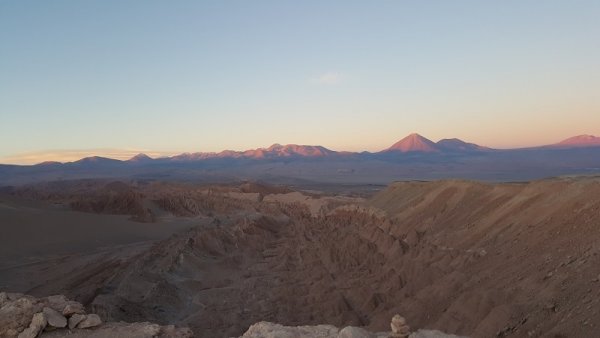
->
[237,317,466,338]
[4,178,600,337]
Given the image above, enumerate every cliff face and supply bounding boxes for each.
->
[367,178,600,337]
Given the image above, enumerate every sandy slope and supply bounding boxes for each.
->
[367,177,600,337]
[0,196,200,268]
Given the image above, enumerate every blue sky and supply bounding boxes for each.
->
[1,1,599,163]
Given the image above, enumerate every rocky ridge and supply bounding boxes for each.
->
[0,292,192,338]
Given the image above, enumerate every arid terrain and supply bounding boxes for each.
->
[4,0,599,336]
[1,177,600,337]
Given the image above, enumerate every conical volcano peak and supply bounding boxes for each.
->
[128,153,153,162]
[386,133,438,152]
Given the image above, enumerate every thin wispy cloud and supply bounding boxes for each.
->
[312,71,343,85]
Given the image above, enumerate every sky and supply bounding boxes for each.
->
[1,1,599,164]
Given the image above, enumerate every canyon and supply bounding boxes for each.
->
[2,177,600,337]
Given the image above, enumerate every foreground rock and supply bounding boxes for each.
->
[0,295,42,337]
[238,316,468,338]
[43,307,67,328]
[390,315,410,338]
[40,322,193,338]
[17,312,47,338]
[240,321,342,338]
[76,314,102,329]
[0,292,192,337]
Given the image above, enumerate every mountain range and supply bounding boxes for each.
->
[168,143,337,162]
[384,133,491,153]
[146,133,600,161]
[34,133,599,164]
[1,133,600,186]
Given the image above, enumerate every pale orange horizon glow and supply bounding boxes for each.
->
[2,131,598,166]
[0,149,179,166]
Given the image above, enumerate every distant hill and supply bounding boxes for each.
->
[70,156,122,166]
[127,153,153,162]
[551,135,600,148]
[436,138,490,152]
[170,144,338,161]
[2,133,600,186]
[241,144,337,159]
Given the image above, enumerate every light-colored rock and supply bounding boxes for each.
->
[77,313,103,328]
[0,297,38,336]
[17,312,47,338]
[237,322,465,338]
[40,322,194,338]
[391,315,406,327]
[31,312,47,327]
[241,321,340,338]
[5,329,19,336]
[62,302,86,316]
[0,292,8,306]
[408,330,468,338]
[0,292,193,337]
[338,326,373,338]
[138,323,161,336]
[7,292,25,301]
[45,295,68,313]
[69,313,86,329]
[43,307,67,328]
[390,314,410,338]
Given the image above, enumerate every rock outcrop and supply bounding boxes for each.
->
[238,316,467,338]
[0,292,192,337]
[18,312,47,338]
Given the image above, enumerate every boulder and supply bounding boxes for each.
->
[0,292,193,337]
[390,314,410,338]
[0,297,38,336]
[62,302,86,316]
[45,295,68,313]
[69,313,86,329]
[241,321,339,338]
[17,312,47,338]
[43,307,67,328]
[77,313,103,328]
